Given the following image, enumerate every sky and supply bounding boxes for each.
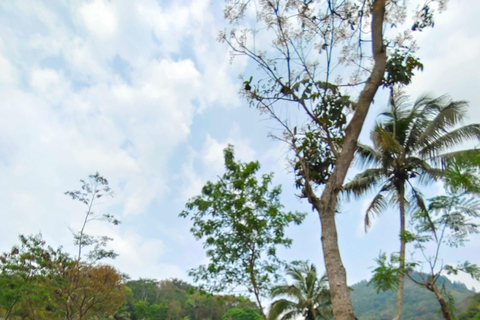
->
[0,0,479,297]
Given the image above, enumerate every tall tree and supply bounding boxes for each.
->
[268,262,332,320]
[219,0,445,317]
[344,94,480,319]
[65,172,120,263]
[180,145,305,320]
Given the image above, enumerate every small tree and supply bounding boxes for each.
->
[65,172,120,263]
[180,145,305,319]
[268,262,332,320]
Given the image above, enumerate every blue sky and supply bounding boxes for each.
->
[0,0,479,295]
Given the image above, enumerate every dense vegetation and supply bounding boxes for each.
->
[122,278,259,320]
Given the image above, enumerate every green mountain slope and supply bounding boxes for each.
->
[351,275,475,320]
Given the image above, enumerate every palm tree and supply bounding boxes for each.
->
[268,262,332,320]
[343,93,480,320]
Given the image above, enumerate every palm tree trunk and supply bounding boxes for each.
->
[393,182,406,320]
[431,282,453,320]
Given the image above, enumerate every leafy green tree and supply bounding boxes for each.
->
[180,145,305,319]
[0,234,71,320]
[65,172,120,263]
[344,93,480,319]
[268,262,332,320]
[168,300,183,320]
[134,300,168,320]
[222,307,263,320]
[127,279,161,305]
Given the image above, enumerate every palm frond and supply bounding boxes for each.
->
[417,99,469,147]
[419,124,480,159]
[431,148,480,167]
[409,184,437,240]
[355,143,383,169]
[343,168,386,200]
[401,95,434,151]
[279,310,302,320]
[268,299,299,320]
[365,190,391,231]
[271,284,304,302]
[372,125,404,154]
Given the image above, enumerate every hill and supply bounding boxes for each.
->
[120,278,260,320]
[351,275,475,320]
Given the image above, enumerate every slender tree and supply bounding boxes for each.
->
[344,93,480,319]
[268,262,332,320]
[65,172,120,263]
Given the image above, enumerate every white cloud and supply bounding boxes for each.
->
[202,125,256,170]
[110,230,184,280]
[30,68,71,104]
[0,0,246,278]
[79,0,118,40]
[0,50,18,86]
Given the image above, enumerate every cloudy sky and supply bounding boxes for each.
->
[0,0,479,295]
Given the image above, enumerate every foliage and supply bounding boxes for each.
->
[369,253,402,294]
[65,172,120,262]
[0,234,128,320]
[0,234,71,319]
[442,151,480,195]
[180,145,305,317]
[222,307,263,320]
[123,278,259,320]
[57,262,129,320]
[268,262,332,320]
[458,293,480,320]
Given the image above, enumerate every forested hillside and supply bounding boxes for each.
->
[120,278,260,320]
[351,275,475,320]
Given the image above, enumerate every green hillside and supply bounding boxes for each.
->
[351,275,475,320]
[120,278,260,320]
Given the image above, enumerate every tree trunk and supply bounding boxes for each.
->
[431,282,453,320]
[248,257,267,320]
[303,1,387,319]
[393,182,406,320]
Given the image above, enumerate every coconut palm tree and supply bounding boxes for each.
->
[343,93,480,320]
[268,262,332,320]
